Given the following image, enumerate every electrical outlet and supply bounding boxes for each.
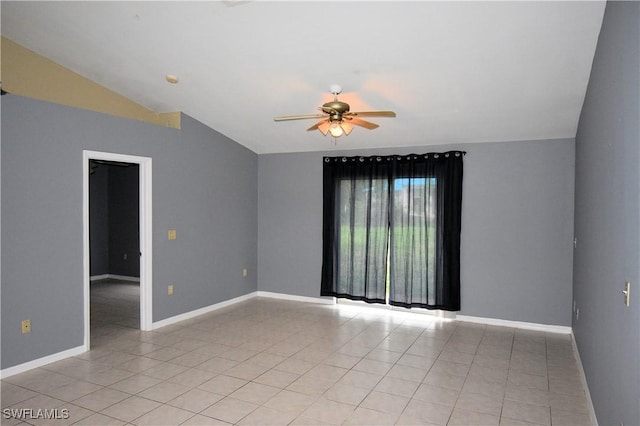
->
[168,229,177,240]
[123,253,128,260]
[168,284,174,296]
[21,319,31,334]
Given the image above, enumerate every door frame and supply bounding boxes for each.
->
[83,150,153,350]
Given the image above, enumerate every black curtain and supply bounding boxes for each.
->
[321,156,391,303]
[321,151,464,311]
[389,152,463,310]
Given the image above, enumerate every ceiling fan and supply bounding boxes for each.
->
[274,85,396,138]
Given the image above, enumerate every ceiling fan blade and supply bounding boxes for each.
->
[274,114,326,121]
[307,119,327,131]
[347,111,396,118]
[307,119,330,135]
[340,121,354,136]
[346,117,380,130]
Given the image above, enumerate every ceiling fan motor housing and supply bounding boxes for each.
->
[323,100,350,122]
[322,101,350,114]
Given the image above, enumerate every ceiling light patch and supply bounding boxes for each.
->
[165,75,179,84]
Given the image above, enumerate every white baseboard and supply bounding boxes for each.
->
[571,332,598,426]
[0,345,86,379]
[332,302,570,334]
[90,274,109,281]
[151,292,258,330]
[90,274,140,282]
[453,314,572,334]
[256,291,335,305]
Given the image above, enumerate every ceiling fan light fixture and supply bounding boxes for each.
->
[329,122,344,138]
[341,121,353,136]
[317,121,331,136]
[327,121,353,138]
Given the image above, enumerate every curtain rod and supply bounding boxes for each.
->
[324,150,467,161]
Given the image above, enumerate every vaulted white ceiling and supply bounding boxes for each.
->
[2,1,606,154]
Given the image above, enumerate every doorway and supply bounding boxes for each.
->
[83,150,153,351]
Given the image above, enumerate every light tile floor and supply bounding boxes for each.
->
[1,280,593,425]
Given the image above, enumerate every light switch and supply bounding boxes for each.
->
[21,319,31,334]
[168,229,177,240]
[168,284,174,296]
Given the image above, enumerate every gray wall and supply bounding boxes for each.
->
[258,138,575,326]
[573,1,640,425]
[89,163,109,276]
[107,164,140,277]
[1,95,258,369]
